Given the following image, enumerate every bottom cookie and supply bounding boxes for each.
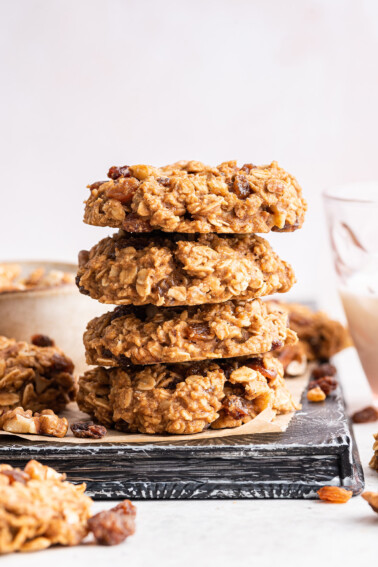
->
[77,356,299,435]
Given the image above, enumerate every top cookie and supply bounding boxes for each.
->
[84,161,306,234]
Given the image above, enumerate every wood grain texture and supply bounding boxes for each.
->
[0,378,364,499]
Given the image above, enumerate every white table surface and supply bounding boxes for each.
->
[2,349,376,567]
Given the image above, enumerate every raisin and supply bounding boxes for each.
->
[71,421,107,439]
[308,376,338,396]
[272,220,300,233]
[31,334,55,347]
[230,175,251,199]
[122,213,152,233]
[88,500,136,546]
[157,177,171,187]
[106,177,139,204]
[78,249,89,267]
[271,340,283,351]
[155,276,178,297]
[186,323,211,340]
[245,357,277,380]
[51,353,74,374]
[351,406,378,423]
[222,395,251,420]
[312,363,337,379]
[317,486,352,503]
[89,181,106,190]
[107,166,131,180]
[241,163,256,173]
[0,469,30,484]
[117,354,134,368]
[75,274,90,295]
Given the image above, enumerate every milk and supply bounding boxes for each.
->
[340,287,378,397]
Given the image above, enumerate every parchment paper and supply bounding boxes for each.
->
[0,369,309,444]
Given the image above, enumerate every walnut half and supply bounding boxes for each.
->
[0,407,68,438]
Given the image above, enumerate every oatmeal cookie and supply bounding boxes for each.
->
[0,460,92,553]
[84,299,297,366]
[0,335,76,415]
[84,161,306,234]
[269,301,352,360]
[77,355,299,434]
[76,231,295,307]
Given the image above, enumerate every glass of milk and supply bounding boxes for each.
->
[324,184,378,400]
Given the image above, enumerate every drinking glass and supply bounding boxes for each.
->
[323,184,378,400]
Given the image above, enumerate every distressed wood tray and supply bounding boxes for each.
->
[0,377,364,500]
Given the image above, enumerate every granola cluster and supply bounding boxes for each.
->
[76,231,295,306]
[84,161,306,234]
[0,460,92,553]
[77,355,299,434]
[84,299,297,366]
[0,264,74,293]
[0,336,76,416]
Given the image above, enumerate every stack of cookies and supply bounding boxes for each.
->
[76,160,307,434]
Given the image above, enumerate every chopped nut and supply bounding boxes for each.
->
[0,407,68,438]
[71,421,107,439]
[362,491,378,513]
[352,406,378,424]
[307,387,326,402]
[317,486,353,503]
[88,500,136,546]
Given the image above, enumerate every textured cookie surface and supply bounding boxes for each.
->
[0,460,92,553]
[76,231,295,307]
[0,336,76,416]
[84,161,306,234]
[84,300,297,365]
[77,355,299,435]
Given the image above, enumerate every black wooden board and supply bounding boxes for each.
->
[0,378,364,500]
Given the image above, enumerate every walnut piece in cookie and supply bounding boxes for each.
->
[0,407,68,438]
[0,335,76,415]
[0,460,92,553]
[71,421,107,439]
[76,231,295,307]
[84,299,297,366]
[362,491,378,513]
[88,500,136,545]
[77,355,300,434]
[84,160,306,234]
